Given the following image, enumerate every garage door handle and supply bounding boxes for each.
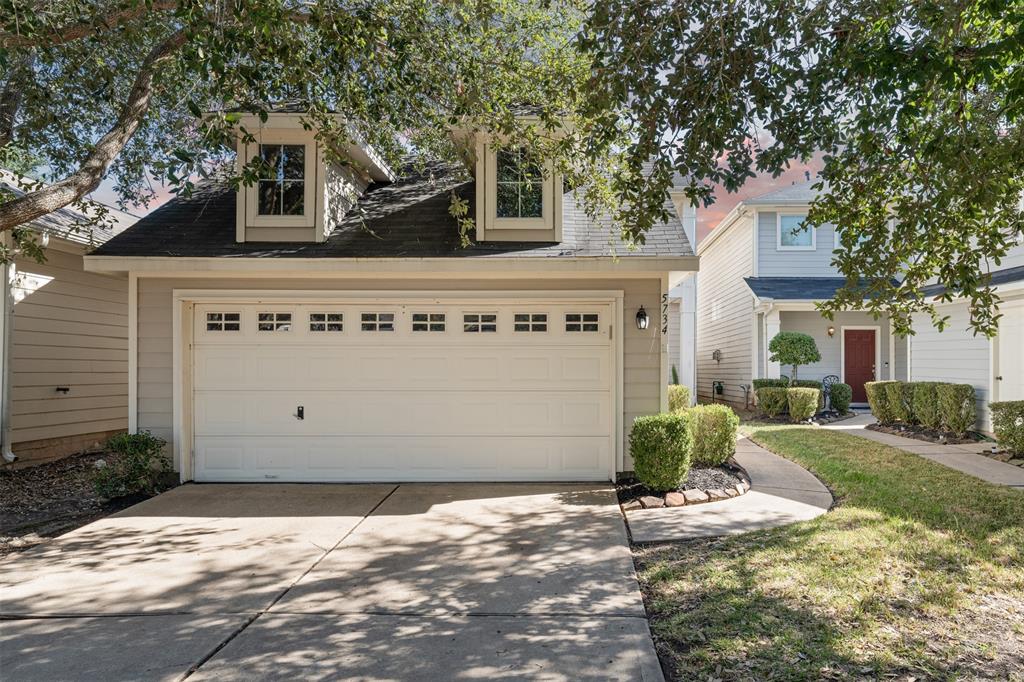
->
[296,406,304,420]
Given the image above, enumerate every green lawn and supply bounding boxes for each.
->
[635,424,1024,681]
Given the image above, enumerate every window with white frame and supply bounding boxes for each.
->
[206,312,240,331]
[495,149,543,219]
[257,144,306,216]
[361,312,395,332]
[309,312,343,332]
[412,313,446,332]
[777,213,814,250]
[463,313,497,333]
[565,313,599,332]
[514,313,547,332]
[257,312,292,332]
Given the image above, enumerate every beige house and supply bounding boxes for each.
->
[1,176,136,464]
[84,114,697,482]
[695,182,908,409]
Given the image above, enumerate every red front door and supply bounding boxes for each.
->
[844,329,876,403]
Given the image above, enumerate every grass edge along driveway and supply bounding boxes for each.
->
[635,424,1024,681]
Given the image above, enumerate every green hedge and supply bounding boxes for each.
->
[688,404,739,466]
[885,381,916,423]
[912,382,942,430]
[990,401,1024,455]
[787,388,820,422]
[830,383,852,414]
[753,378,789,390]
[936,383,977,437]
[865,381,899,422]
[668,384,691,413]
[630,413,692,491]
[756,387,788,418]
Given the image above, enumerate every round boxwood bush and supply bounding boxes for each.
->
[830,382,852,414]
[688,404,740,467]
[865,381,898,423]
[990,401,1024,455]
[912,382,942,430]
[936,383,976,436]
[630,413,692,492]
[757,387,788,418]
[787,387,820,422]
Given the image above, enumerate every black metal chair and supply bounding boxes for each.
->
[822,375,840,411]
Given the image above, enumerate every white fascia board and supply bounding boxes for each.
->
[83,255,699,276]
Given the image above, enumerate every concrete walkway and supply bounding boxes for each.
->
[824,413,1024,489]
[1,483,662,681]
[627,438,833,543]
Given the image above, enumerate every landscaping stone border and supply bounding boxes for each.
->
[619,459,751,512]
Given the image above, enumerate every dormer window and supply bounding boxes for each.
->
[776,213,815,250]
[496,150,543,219]
[258,144,306,216]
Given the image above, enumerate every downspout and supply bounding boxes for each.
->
[1,232,16,463]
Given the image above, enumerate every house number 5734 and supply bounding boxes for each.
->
[661,293,669,335]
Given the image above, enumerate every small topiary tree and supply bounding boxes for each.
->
[630,413,692,491]
[688,404,740,466]
[830,383,853,414]
[768,332,821,385]
[668,384,691,413]
[990,401,1024,455]
[787,388,820,422]
[756,387,788,418]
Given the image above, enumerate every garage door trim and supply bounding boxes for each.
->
[171,289,625,482]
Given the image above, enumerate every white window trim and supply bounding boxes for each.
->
[241,131,318,230]
[776,212,815,251]
[474,137,563,242]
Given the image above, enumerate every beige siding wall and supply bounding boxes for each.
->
[136,275,664,473]
[11,246,128,454]
[696,217,754,405]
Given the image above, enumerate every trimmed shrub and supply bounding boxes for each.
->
[830,383,853,414]
[865,381,898,423]
[671,365,679,386]
[768,332,822,383]
[757,387,788,418]
[792,379,825,411]
[936,383,977,437]
[787,388,820,422]
[668,384,691,413]
[93,431,170,500]
[885,381,916,423]
[688,404,740,466]
[990,401,1024,455]
[630,413,692,491]
[753,378,789,390]
[912,382,942,430]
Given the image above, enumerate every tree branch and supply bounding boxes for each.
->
[1,0,180,49]
[0,29,186,232]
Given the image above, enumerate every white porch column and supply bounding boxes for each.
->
[679,274,697,404]
[765,308,782,379]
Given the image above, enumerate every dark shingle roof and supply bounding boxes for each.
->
[920,265,1024,297]
[91,163,692,259]
[744,276,893,301]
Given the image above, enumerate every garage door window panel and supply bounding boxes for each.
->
[412,312,446,332]
[309,313,343,332]
[464,313,497,333]
[206,312,241,332]
[258,312,292,332]
[514,313,548,332]
[565,313,600,332]
[362,312,395,332]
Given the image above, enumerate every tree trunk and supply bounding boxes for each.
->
[0,30,186,232]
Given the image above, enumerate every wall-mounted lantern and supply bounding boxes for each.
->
[827,326,836,338]
[635,306,649,330]
[712,349,722,363]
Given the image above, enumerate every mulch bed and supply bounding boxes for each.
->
[753,411,856,426]
[617,463,748,510]
[0,452,171,558]
[867,422,991,445]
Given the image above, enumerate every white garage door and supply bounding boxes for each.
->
[192,298,615,482]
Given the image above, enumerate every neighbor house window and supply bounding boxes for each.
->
[206,312,240,331]
[514,313,547,332]
[565,313,599,332]
[309,313,343,332]
[257,312,292,332]
[463,313,497,333]
[412,313,446,332]
[495,149,543,219]
[361,312,395,332]
[258,144,305,216]
[777,213,814,250]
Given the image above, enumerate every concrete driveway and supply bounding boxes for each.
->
[1,483,661,681]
